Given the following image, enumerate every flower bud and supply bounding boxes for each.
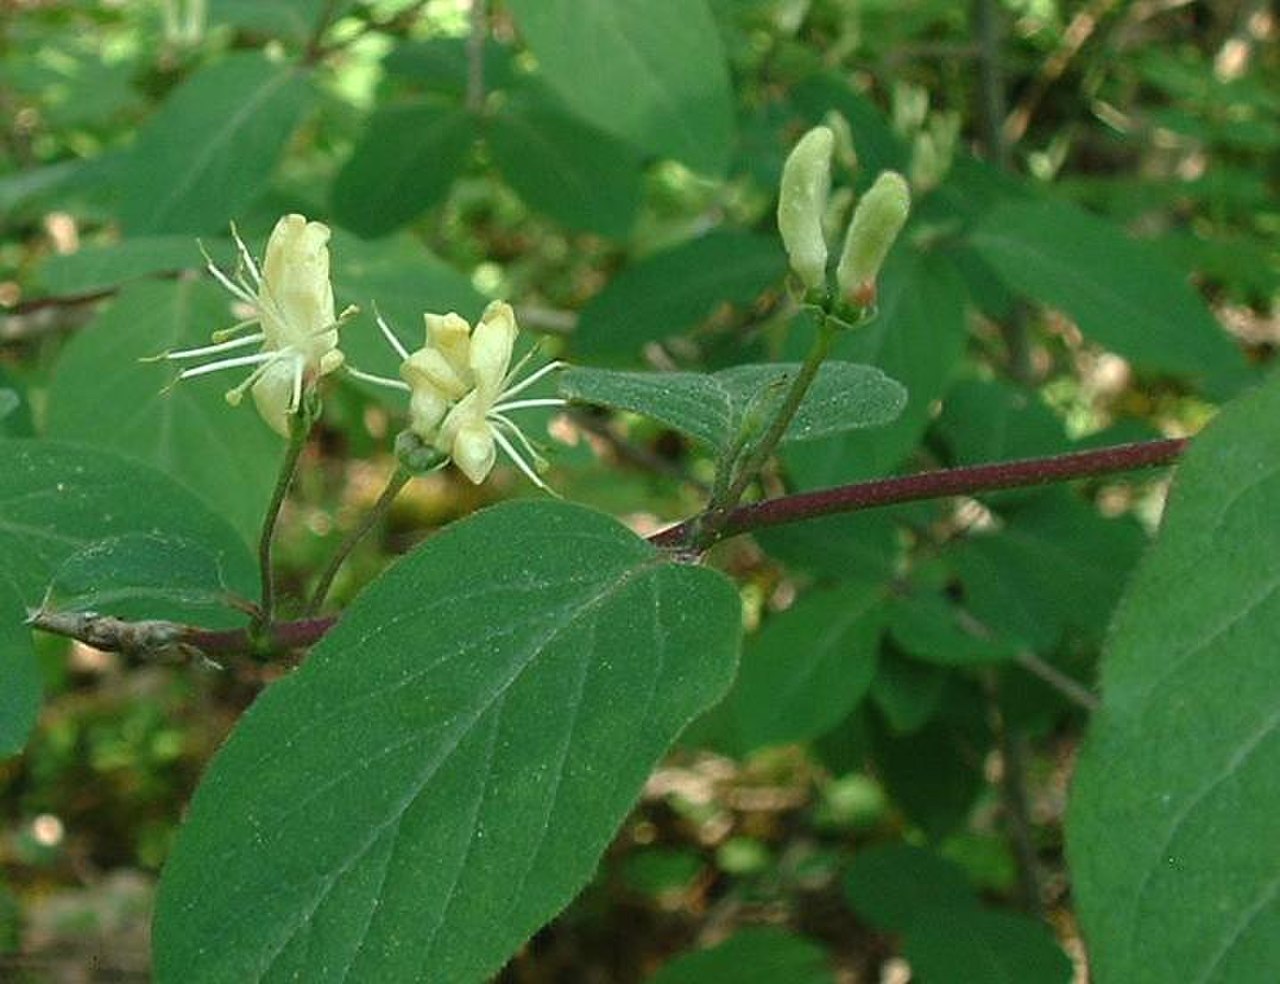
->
[836,171,911,307]
[777,126,834,290]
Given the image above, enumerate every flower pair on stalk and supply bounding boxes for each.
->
[163,214,562,489]
[777,125,911,310]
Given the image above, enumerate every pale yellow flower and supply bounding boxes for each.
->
[163,214,354,434]
[348,301,565,489]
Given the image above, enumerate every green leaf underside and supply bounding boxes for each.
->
[152,500,740,983]
[0,574,39,757]
[506,0,734,176]
[332,100,475,239]
[46,533,244,621]
[648,927,835,984]
[0,440,257,619]
[730,580,885,753]
[46,279,282,543]
[559,361,905,453]
[572,231,784,359]
[969,199,1249,398]
[121,54,313,234]
[1068,374,1280,983]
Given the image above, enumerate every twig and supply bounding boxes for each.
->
[651,437,1187,550]
[1015,651,1101,712]
[466,0,487,115]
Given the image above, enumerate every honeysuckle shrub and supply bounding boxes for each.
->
[0,2,1275,982]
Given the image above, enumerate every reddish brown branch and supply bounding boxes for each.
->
[649,437,1188,549]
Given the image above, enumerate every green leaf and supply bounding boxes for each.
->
[1068,375,1280,984]
[949,491,1147,652]
[0,367,35,439]
[573,231,785,359]
[843,843,977,933]
[869,651,947,735]
[0,575,39,758]
[871,680,992,839]
[784,248,969,488]
[728,581,885,753]
[506,0,734,175]
[45,533,250,622]
[935,377,1070,465]
[331,230,486,385]
[888,593,1016,666]
[560,361,905,453]
[46,279,282,544]
[35,236,218,296]
[755,510,899,582]
[0,440,257,615]
[904,909,1073,984]
[152,500,741,982]
[332,99,476,239]
[488,91,644,237]
[969,200,1250,398]
[648,928,834,984]
[121,54,313,234]
[383,38,515,95]
[209,0,354,41]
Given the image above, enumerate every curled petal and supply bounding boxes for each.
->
[250,358,302,436]
[259,214,337,355]
[401,346,471,400]
[451,417,497,484]
[469,301,517,402]
[424,312,473,377]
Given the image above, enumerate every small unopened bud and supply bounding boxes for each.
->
[836,171,911,308]
[777,126,834,290]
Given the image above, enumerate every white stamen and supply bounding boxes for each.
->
[346,366,411,391]
[176,351,276,380]
[491,426,555,494]
[491,397,567,414]
[166,333,265,360]
[498,359,568,401]
[376,308,410,361]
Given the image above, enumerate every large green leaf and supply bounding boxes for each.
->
[649,928,834,984]
[728,580,885,754]
[783,248,970,488]
[0,575,38,757]
[506,0,734,175]
[573,231,785,359]
[46,279,282,543]
[0,440,257,615]
[152,500,741,982]
[487,91,644,238]
[45,533,251,622]
[1068,375,1280,983]
[560,361,905,453]
[332,99,476,239]
[969,200,1249,398]
[121,54,313,234]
